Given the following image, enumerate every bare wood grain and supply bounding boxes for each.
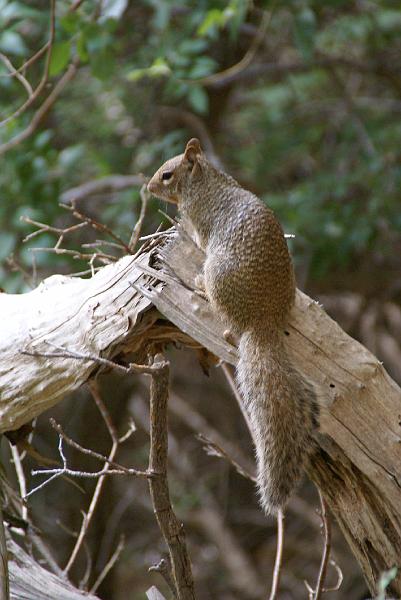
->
[7,537,100,600]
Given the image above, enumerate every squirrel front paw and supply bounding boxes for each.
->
[194,273,208,300]
[223,329,236,345]
[194,273,206,290]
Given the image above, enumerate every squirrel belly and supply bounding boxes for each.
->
[237,328,319,514]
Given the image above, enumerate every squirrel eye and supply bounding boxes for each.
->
[162,171,173,181]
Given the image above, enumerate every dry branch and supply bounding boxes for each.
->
[1,225,401,596]
[147,355,195,600]
[60,174,146,204]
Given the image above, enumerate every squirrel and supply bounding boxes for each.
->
[147,138,319,515]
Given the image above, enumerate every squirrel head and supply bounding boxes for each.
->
[147,138,203,204]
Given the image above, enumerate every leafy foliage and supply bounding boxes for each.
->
[1,0,401,293]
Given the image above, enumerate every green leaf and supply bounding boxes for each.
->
[188,56,216,79]
[293,8,316,61]
[60,12,81,34]
[1,2,41,23]
[126,57,170,82]
[49,41,71,76]
[0,232,15,261]
[89,50,116,80]
[197,9,226,37]
[77,32,89,62]
[187,86,208,115]
[0,30,27,55]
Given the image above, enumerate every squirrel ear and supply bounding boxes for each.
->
[184,138,202,166]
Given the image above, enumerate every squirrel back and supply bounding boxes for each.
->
[148,138,319,514]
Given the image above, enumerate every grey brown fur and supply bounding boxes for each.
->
[148,138,319,514]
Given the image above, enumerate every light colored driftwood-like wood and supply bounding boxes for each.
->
[146,587,167,600]
[0,250,159,432]
[1,225,401,596]
[7,537,100,600]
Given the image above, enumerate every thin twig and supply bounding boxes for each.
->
[0,0,56,127]
[63,203,132,254]
[221,362,253,437]
[0,60,78,155]
[0,53,33,97]
[5,42,50,77]
[89,535,125,594]
[82,239,126,251]
[4,254,35,288]
[10,446,28,521]
[149,558,177,599]
[168,392,255,479]
[0,505,10,600]
[21,341,160,375]
[27,468,88,498]
[192,7,274,87]
[21,216,88,244]
[314,489,332,599]
[268,510,285,600]
[196,433,256,482]
[324,560,343,593]
[49,419,137,474]
[30,246,115,263]
[60,174,146,204]
[79,542,93,590]
[63,383,118,574]
[129,184,150,251]
[304,488,334,600]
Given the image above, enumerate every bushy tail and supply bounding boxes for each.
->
[237,329,319,515]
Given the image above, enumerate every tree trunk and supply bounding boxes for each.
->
[1,227,400,597]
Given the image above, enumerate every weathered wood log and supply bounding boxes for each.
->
[1,226,401,596]
[0,245,158,431]
[7,537,100,600]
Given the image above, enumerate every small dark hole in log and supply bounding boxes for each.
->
[284,331,290,336]
[329,383,335,388]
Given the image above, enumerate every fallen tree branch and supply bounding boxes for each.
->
[1,225,401,595]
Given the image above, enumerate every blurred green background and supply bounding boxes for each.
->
[1,1,401,598]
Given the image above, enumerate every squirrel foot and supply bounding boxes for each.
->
[223,329,236,345]
[194,273,208,300]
